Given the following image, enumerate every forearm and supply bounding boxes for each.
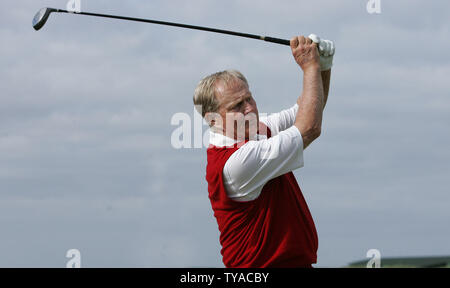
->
[272,69,329,134]
[321,69,331,110]
[295,65,324,148]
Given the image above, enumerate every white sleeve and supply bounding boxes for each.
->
[260,104,298,136]
[223,126,304,202]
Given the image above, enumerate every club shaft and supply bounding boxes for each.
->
[54,9,291,46]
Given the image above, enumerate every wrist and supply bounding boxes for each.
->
[302,63,320,74]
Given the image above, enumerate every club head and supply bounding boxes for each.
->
[32,8,55,31]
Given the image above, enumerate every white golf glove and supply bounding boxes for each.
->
[308,34,335,71]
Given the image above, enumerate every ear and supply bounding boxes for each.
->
[204,112,215,127]
[205,111,223,130]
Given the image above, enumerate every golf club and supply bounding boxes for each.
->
[32,7,291,46]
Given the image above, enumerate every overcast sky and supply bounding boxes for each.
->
[1,0,449,267]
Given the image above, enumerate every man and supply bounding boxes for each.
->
[193,34,334,268]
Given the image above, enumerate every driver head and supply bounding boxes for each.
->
[32,8,55,31]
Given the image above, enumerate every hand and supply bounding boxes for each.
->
[290,35,320,72]
[308,34,335,71]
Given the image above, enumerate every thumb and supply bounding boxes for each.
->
[308,34,321,44]
[290,36,299,50]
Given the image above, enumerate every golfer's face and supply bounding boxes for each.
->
[216,79,259,141]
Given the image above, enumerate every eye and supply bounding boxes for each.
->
[233,102,243,110]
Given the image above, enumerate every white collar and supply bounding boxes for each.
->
[209,130,267,147]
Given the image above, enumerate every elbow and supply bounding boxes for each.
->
[295,119,322,148]
[307,126,321,141]
[312,126,321,139]
[301,126,321,149]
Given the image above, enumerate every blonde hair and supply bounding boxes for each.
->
[193,69,248,117]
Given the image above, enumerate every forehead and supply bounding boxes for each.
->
[215,78,250,104]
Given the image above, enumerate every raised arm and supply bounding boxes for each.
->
[321,69,331,110]
[290,36,324,149]
[261,69,330,135]
[261,34,333,135]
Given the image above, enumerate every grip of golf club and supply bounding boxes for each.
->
[263,36,291,46]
